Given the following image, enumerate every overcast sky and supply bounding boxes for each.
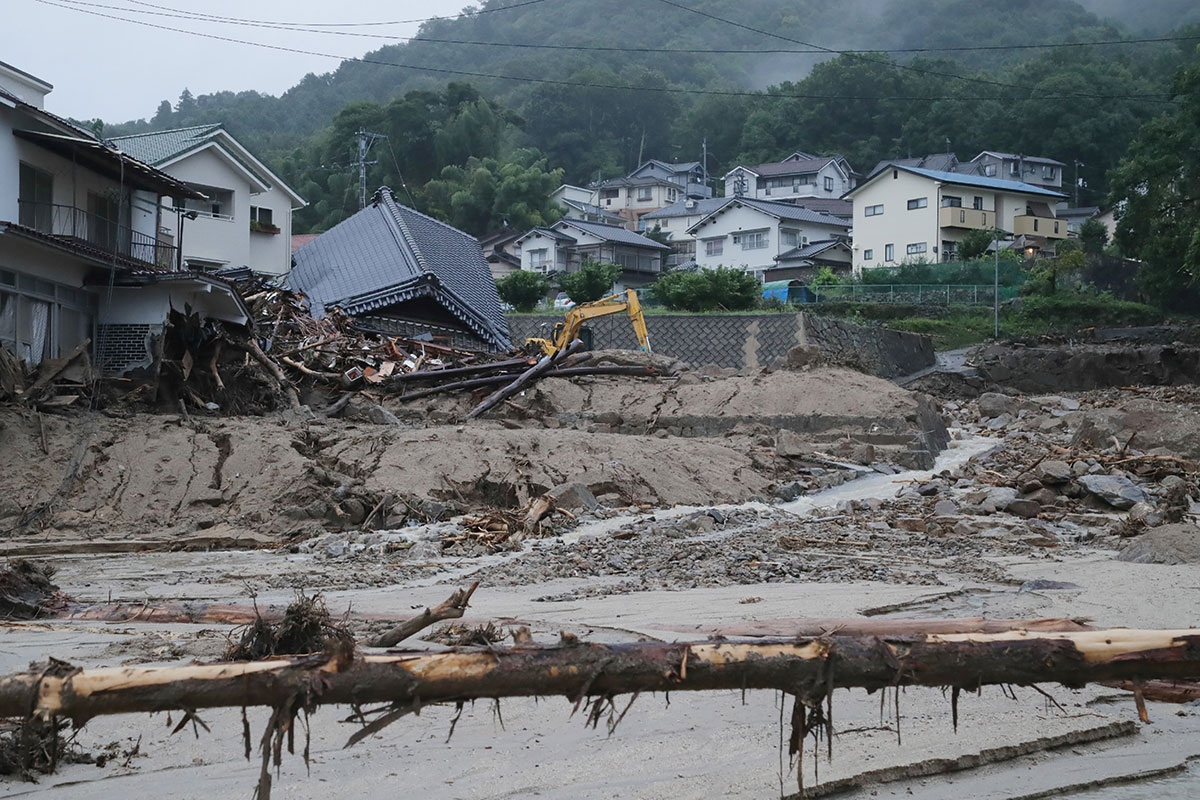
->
[3,0,466,122]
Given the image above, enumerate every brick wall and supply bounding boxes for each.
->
[506,312,934,378]
[95,323,158,375]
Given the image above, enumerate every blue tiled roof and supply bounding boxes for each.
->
[898,167,1068,198]
[288,188,510,350]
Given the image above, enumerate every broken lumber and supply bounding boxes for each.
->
[369,582,480,648]
[4,629,1200,722]
[467,339,584,419]
[392,363,653,404]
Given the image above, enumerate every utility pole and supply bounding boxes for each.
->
[352,127,384,210]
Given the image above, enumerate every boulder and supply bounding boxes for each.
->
[1127,501,1166,528]
[1117,523,1200,565]
[366,405,401,425]
[978,392,1014,418]
[775,429,809,458]
[546,481,600,512]
[932,499,958,516]
[1037,460,1072,485]
[1005,499,1042,519]
[1079,474,1147,510]
[786,344,823,369]
[982,486,1018,513]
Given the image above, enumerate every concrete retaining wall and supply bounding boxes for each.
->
[506,312,934,379]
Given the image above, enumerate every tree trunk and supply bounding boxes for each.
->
[6,629,1200,723]
[467,339,584,419]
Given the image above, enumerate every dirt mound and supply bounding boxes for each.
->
[969,342,1200,393]
[1072,398,1200,460]
[1117,523,1200,565]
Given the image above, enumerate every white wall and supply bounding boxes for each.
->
[851,170,943,271]
[725,163,854,201]
[246,184,293,276]
[518,231,562,273]
[163,146,251,269]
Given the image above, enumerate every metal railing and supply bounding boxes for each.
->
[807,284,1020,306]
[17,200,176,269]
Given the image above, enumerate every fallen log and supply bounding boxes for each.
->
[5,629,1200,722]
[383,357,533,386]
[392,362,653,404]
[467,339,584,419]
[369,582,479,648]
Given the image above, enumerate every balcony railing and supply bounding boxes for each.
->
[17,200,177,269]
[1012,214,1067,239]
[939,206,992,231]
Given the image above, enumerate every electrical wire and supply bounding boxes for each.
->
[123,0,550,27]
[45,0,1200,55]
[32,0,1185,103]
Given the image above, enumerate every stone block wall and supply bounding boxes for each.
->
[507,312,934,379]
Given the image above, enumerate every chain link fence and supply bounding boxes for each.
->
[807,284,1019,306]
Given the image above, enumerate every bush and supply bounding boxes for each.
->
[653,267,760,311]
[559,258,621,303]
[957,229,995,260]
[856,256,1026,287]
[497,270,550,313]
[1020,294,1162,328]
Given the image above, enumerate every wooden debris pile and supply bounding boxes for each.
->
[0,340,94,410]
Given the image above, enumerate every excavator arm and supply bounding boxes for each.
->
[527,290,652,356]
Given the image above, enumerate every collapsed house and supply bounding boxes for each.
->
[288,187,511,352]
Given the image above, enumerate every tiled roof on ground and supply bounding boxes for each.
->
[288,187,510,350]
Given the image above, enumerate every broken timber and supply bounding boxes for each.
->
[467,338,585,419]
[4,629,1200,722]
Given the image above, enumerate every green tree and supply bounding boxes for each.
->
[175,88,196,115]
[957,229,996,260]
[1079,217,1109,254]
[423,149,563,236]
[652,267,759,312]
[151,100,173,126]
[497,270,550,312]
[559,258,621,303]
[1109,57,1200,307]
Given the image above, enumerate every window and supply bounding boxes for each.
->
[940,196,961,208]
[824,176,834,192]
[863,249,873,260]
[661,218,668,229]
[250,206,273,226]
[1043,166,1057,179]
[884,243,894,261]
[781,229,799,248]
[906,242,927,255]
[636,187,653,202]
[528,248,549,270]
[18,163,53,232]
[907,197,928,210]
[600,189,619,199]
[864,204,884,217]
[1009,162,1020,176]
[1033,218,1039,232]
[1054,220,1060,234]
[983,164,997,177]
[973,196,984,210]
[87,191,121,251]
[667,188,678,202]
[733,231,768,250]
[704,239,723,257]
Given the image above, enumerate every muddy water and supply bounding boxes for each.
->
[1073,762,1200,799]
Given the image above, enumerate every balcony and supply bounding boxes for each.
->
[17,201,177,269]
[1012,214,1067,239]
[939,206,993,231]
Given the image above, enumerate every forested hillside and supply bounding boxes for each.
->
[97,0,1200,237]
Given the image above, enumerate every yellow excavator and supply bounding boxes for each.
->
[526,289,652,356]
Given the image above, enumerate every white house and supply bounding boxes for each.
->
[722,152,857,202]
[845,164,1069,272]
[515,219,669,289]
[111,124,306,277]
[686,197,852,280]
[549,183,624,226]
[0,60,248,373]
[638,197,732,268]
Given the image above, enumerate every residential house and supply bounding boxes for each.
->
[638,197,732,269]
[549,184,624,226]
[478,228,523,282]
[110,124,306,277]
[589,159,713,229]
[1055,205,1101,236]
[515,218,669,290]
[845,165,1069,272]
[686,197,852,281]
[722,152,857,202]
[771,240,855,281]
[0,60,249,373]
[866,152,967,181]
[968,151,1066,191]
[289,187,510,351]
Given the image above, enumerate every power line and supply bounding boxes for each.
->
[32,0,1184,104]
[46,0,1200,55]
[122,0,550,27]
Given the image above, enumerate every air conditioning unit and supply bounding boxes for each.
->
[685,200,696,209]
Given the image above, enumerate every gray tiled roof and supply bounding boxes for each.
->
[775,239,848,261]
[640,197,732,220]
[736,198,852,227]
[109,124,225,166]
[558,219,671,250]
[288,188,510,350]
[974,151,1067,167]
[785,197,853,218]
[733,156,842,177]
[868,153,970,180]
